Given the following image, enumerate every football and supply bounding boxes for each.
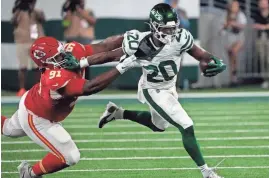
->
[199,59,215,73]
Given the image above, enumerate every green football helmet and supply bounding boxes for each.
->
[149,3,179,44]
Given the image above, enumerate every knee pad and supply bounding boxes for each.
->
[47,124,71,144]
[2,118,24,138]
[2,118,11,136]
[66,148,80,166]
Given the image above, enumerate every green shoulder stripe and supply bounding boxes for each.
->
[180,34,191,51]
[181,37,194,53]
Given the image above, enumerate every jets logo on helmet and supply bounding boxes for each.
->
[33,50,46,60]
[149,3,179,44]
[150,9,163,21]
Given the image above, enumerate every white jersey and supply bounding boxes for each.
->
[122,28,194,90]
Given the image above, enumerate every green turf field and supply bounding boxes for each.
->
[1,97,269,178]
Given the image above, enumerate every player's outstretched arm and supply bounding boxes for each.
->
[82,55,137,95]
[62,55,137,97]
[187,44,226,77]
[85,35,124,55]
[81,68,121,95]
[80,48,123,68]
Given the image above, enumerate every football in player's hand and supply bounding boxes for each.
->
[199,60,215,73]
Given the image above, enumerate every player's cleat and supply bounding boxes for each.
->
[99,102,123,128]
[17,88,27,97]
[18,161,42,178]
[202,168,223,178]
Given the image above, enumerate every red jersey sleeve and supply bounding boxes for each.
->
[83,44,94,56]
[64,78,86,96]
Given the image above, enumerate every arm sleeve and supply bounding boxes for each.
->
[84,44,94,56]
[179,29,194,53]
[122,30,141,56]
[64,78,86,96]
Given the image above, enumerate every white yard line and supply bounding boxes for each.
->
[64,111,269,116]
[2,136,269,144]
[2,145,269,153]
[3,108,269,114]
[62,117,269,123]
[2,92,269,103]
[2,166,269,174]
[2,155,269,163]
[68,129,269,136]
[61,122,269,129]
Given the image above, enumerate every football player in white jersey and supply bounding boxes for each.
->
[99,3,226,178]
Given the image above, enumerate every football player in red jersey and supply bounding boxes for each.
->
[1,36,137,178]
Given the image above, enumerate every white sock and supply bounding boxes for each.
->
[199,164,209,173]
[115,108,124,119]
[30,169,37,177]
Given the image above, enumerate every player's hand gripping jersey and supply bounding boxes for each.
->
[25,42,93,122]
[122,29,194,89]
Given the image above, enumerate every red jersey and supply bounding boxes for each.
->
[24,42,93,122]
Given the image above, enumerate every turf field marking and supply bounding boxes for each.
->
[2,92,269,104]
[4,108,269,115]
[62,116,269,123]
[62,122,269,129]
[2,145,269,153]
[3,166,269,174]
[65,111,269,117]
[2,155,269,163]
[2,166,269,174]
[68,129,269,136]
[2,136,269,144]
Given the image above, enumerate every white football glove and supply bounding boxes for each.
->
[116,55,138,74]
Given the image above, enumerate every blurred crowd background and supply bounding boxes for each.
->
[1,0,269,96]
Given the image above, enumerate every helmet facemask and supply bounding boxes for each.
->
[150,20,178,44]
[45,52,68,69]
[43,42,68,69]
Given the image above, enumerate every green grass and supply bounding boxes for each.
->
[2,85,268,96]
[1,98,269,178]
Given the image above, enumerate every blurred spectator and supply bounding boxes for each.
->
[165,0,190,30]
[253,0,269,89]
[62,0,96,45]
[220,0,247,86]
[11,0,45,96]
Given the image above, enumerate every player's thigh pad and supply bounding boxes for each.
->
[47,123,80,166]
[18,95,80,165]
[2,110,26,137]
[143,89,193,129]
[21,115,80,165]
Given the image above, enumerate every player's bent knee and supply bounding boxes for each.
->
[66,148,80,166]
[2,119,24,138]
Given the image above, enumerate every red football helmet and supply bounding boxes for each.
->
[30,37,66,69]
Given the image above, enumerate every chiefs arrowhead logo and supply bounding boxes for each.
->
[33,50,46,59]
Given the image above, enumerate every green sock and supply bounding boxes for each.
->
[123,110,164,132]
[179,126,205,166]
